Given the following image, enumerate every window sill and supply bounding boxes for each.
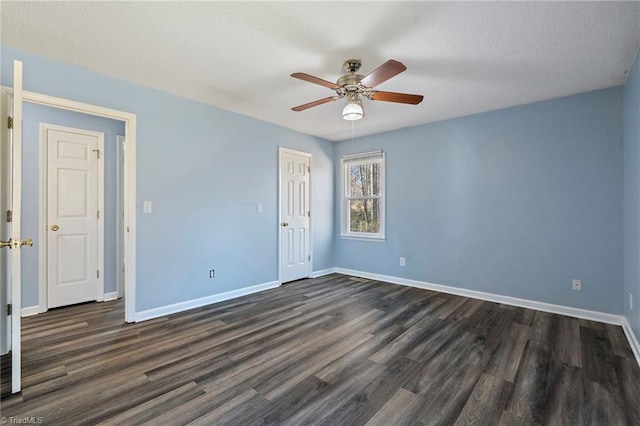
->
[340,234,386,242]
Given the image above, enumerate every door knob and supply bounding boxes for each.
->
[281,222,289,227]
[0,240,10,249]
[20,239,33,247]
[51,225,59,231]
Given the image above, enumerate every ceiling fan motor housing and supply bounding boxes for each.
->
[337,73,364,89]
[338,60,365,96]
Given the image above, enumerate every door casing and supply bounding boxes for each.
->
[116,135,125,299]
[0,89,12,356]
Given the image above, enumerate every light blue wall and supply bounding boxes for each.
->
[2,44,629,318]
[624,50,640,335]
[1,46,334,312]
[21,103,124,307]
[335,88,624,314]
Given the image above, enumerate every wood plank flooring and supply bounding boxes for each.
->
[1,274,638,425]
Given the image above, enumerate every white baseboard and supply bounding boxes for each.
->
[311,268,336,278]
[103,292,119,301]
[21,306,40,317]
[622,318,640,367]
[134,280,281,322]
[22,294,119,317]
[334,267,625,325]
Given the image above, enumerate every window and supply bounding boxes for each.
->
[341,151,385,240]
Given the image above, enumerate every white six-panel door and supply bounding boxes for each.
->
[279,148,311,283]
[46,126,103,308]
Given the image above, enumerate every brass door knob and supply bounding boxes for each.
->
[51,225,59,231]
[0,240,10,249]
[20,239,33,247]
[281,222,289,227]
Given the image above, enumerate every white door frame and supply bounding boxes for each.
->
[0,89,11,357]
[116,135,125,299]
[277,147,313,283]
[2,85,138,323]
[39,124,105,310]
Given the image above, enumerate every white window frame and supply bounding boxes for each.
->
[341,151,386,241]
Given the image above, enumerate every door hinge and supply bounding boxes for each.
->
[97,270,100,279]
[308,255,311,261]
[7,304,12,316]
[8,116,13,129]
[97,210,100,219]
[307,211,310,217]
[308,166,310,173]
[93,149,101,159]
[6,210,12,223]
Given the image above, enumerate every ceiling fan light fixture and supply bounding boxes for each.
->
[342,99,363,121]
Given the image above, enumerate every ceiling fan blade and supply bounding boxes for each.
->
[291,96,339,111]
[291,73,341,90]
[360,60,407,88]
[370,91,424,105]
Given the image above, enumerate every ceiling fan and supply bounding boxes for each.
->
[290,59,423,120]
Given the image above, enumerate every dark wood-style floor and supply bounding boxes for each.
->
[1,274,639,425]
[0,353,10,397]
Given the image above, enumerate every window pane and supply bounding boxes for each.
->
[349,163,380,197]
[349,199,380,233]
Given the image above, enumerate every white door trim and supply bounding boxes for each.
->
[0,89,11,356]
[2,85,138,323]
[39,124,105,310]
[277,147,313,283]
[116,135,125,299]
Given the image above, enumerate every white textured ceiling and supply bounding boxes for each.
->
[2,2,639,142]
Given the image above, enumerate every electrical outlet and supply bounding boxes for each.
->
[630,292,634,310]
[572,279,581,291]
[399,257,406,267]
[209,269,215,279]
[257,203,263,214]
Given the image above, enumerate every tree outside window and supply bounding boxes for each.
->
[342,152,385,240]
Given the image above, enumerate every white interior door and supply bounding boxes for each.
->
[279,148,311,283]
[46,126,103,308]
[1,61,25,394]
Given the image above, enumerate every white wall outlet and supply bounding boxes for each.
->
[143,200,152,213]
[257,203,263,214]
[399,257,406,267]
[630,292,634,310]
[572,279,582,291]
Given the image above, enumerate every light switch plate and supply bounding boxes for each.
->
[143,201,152,213]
